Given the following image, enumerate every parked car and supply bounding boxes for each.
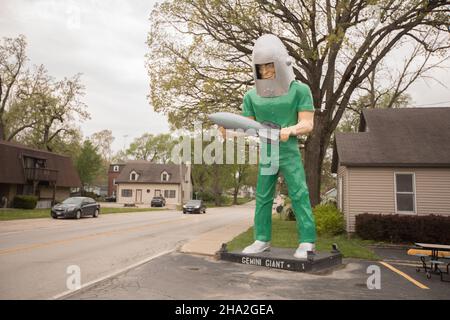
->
[182,200,206,214]
[105,195,116,202]
[151,196,166,207]
[51,197,100,219]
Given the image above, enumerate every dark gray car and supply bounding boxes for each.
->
[51,197,100,219]
[182,200,206,214]
[151,196,166,207]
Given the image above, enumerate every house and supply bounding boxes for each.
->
[107,163,126,197]
[114,160,192,206]
[0,140,82,208]
[332,107,450,233]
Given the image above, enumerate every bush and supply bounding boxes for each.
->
[81,191,101,201]
[278,197,294,221]
[356,213,450,244]
[13,195,38,209]
[195,191,215,202]
[313,204,345,236]
[280,204,296,221]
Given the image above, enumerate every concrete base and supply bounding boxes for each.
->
[218,244,342,273]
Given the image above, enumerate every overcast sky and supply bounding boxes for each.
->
[1,0,449,153]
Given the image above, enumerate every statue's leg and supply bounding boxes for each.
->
[280,150,316,244]
[254,162,278,242]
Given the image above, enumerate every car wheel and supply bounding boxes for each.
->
[93,209,99,218]
[75,210,81,220]
[203,209,206,214]
[51,213,57,219]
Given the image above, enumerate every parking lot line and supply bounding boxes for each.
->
[379,261,429,290]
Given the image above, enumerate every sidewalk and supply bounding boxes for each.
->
[180,216,253,256]
[180,201,255,256]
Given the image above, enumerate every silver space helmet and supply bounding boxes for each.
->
[252,34,295,97]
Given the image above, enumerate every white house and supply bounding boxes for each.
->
[115,161,192,207]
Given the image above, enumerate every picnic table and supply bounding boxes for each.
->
[413,243,450,282]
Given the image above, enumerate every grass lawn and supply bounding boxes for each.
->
[204,197,253,208]
[227,215,380,260]
[0,207,163,221]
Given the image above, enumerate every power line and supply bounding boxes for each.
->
[412,100,450,107]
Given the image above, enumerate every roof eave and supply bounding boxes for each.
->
[339,162,450,168]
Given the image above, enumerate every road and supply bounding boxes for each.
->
[0,204,254,299]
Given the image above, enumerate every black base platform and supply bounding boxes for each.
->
[217,244,342,273]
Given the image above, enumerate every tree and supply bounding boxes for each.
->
[0,35,90,150]
[90,129,115,162]
[338,89,412,133]
[0,35,27,140]
[147,0,449,205]
[111,149,129,163]
[12,65,89,151]
[39,127,83,160]
[76,140,103,190]
[126,133,177,163]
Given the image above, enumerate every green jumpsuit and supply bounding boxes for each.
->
[241,80,317,244]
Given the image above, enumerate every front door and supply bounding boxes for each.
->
[136,189,142,203]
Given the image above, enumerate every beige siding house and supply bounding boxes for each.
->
[115,161,192,207]
[332,107,450,232]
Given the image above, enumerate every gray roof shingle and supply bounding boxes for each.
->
[333,107,450,171]
[115,161,187,184]
[0,140,82,187]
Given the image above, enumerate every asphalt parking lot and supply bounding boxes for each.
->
[372,247,450,294]
[67,248,450,300]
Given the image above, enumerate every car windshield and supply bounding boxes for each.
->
[186,200,201,206]
[61,197,83,205]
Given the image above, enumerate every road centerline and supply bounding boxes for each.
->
[0,216,190,256]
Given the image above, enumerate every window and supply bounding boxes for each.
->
[113,165,119,172]
[147,189,150,193]
[113,178,116,185]
[121,189,132,197]
[161,172,169,182]
[395,173,415,213]
[164,190,176,198]
[129,171,138,181]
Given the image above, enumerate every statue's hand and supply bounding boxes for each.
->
[218,126,226,138]
[279,127,292,142]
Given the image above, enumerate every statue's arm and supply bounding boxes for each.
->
[288,111,314,135]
